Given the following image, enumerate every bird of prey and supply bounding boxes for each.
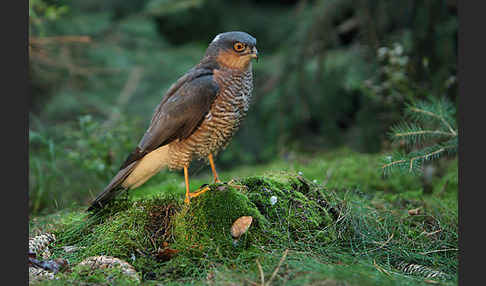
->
[88,31,258,210]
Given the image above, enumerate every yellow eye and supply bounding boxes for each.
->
[233,42,245,52]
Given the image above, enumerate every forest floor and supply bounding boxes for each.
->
[29,148,458,285]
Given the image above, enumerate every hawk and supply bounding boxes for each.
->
[88,31,258,210]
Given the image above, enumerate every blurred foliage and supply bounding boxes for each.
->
[361,42,457,175]
[31,153,458,284]
[64,115,139,182]
[29,0,457,214]
[29,0,70,35]
[145,0,206,16]
[29,115,141,213]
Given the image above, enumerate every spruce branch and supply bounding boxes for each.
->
[382,97,457,175]
[389,121,455,146]
[382,143,454,175]
[407,107,456,136]
[405,97,457,136]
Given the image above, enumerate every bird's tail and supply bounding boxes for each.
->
[87,161,138,212]
[87,145,171,211]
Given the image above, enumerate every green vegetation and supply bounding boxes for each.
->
[30,150,457,285]
[28,0,457,214]
[382,97,458,175]
[29,0,458,284]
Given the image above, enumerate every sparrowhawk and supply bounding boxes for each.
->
[88,31,258,210]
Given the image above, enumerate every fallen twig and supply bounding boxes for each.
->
[256,259,265,286]
[373,259,391,277]
[424,279,440,284]
[30,36,92,45]
[420,248,458,255]
[245,278,260,286]
[265,249,289,286]
[372,232,394,250]
[422,229,442,237]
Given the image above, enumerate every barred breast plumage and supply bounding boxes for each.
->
[167,66,253,170]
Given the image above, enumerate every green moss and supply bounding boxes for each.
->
[241,174,338,245]
[31,150,457,284]
[52,196,180,266]
[172,184,266,254]
[46,172,342,282]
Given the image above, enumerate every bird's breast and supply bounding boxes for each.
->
[201,68,253,152]
[166,68,253,169]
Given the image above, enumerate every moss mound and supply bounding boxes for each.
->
[171,183,267,253]
[241,174,339,244]
[50,173,341,282]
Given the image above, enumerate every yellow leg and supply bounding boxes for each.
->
[208,154,220,183]
[184,166,190,204]
[189,185,211,198]
[184,165,212,204]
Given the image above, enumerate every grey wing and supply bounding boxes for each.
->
[119,72,219,170]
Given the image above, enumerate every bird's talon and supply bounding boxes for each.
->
[189,186,211,198]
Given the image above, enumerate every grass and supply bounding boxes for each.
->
[29,149,458,285]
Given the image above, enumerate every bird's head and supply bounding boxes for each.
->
[204,31,258,70]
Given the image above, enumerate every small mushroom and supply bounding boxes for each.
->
[231,216,253,239]
[408,208,421,216]
[270,196,278,206]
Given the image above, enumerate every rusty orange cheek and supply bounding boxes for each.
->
[217,50,252,70]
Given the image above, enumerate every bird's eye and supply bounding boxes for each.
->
[233,42,245,52]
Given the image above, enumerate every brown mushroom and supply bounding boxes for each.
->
[231,216,253,239]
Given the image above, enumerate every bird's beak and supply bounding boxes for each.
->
[250,46,258,62]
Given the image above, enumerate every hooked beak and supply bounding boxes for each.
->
[250,46,258,62]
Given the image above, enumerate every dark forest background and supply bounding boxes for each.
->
[29,0,457,214]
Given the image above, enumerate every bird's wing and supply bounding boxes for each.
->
[88,69,219,211]
[119,69,219,170]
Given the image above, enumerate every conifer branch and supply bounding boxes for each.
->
[393,130,454,138]
[408,107,456,136]
[407,148,446,172]
[381,159,407,172]
[382,97,457,175]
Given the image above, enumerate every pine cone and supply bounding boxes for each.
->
[396,261,448,279]
[29,267,55,282]
[78,256,140,282]
[29,233,56,259]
